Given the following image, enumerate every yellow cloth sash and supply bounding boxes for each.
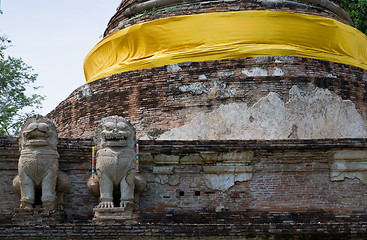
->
[84,10,367,83]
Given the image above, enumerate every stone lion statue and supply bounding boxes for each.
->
[87,116,145,210]
[12,115,70,210]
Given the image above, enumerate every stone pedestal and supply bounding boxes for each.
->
[12,208,65,225]
[93,207,139,224]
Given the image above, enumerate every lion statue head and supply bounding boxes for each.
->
[94,116,135,149]
[19,115,58,150]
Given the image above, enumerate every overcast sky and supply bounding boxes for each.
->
[0,0,121,115]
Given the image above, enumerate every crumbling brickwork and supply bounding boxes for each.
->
[1,138,367,237]
[47,57,367,139]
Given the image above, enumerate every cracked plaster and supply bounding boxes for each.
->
[330,150,367,184]
[158,85,367,140]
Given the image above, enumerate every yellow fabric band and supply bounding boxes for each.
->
[84,10,367,83]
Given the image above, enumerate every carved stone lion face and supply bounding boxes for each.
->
[94,116,135,148]
[20,115,58,150]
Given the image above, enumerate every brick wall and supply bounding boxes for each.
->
[2,138,367,237]
[0,137,96,221]
[47,57,367,139]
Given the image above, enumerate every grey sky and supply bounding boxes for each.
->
[0,0,121,115]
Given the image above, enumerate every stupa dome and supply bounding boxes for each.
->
[48,0,367,140]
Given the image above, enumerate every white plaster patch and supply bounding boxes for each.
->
[178,82,207,95]
[235,172,253,182]
[79,84,92,98]
[326,73,337,78]
[198,74,207,80]
[166,64,182,72]
[218,71,235,78]
[274,56,294,63]
[203,171,253,191]
[158,86,367,140]
[273,67,284,76]
[204,173,235,191]
[241,67,268,77]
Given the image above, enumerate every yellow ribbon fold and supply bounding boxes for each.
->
[84,10,367,83]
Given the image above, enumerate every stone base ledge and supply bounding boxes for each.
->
[93,207,140,224]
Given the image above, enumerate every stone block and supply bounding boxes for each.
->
[180,155,203,164]
[203,165,236,174]
[168,174,181,186]
[139,152,153,162]
[153,166,174,175]
[93,207,138,223]
[235,165,253,173]
[154,154,180,164]
[333,150,367,160]
[200,151,219,163]
[219,151,254,163]
[330,150,367,184]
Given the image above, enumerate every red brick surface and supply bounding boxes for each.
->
[47,57,367,139]
[1,138,367,230]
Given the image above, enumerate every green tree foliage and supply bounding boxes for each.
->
[341,0,367,35]
[0,36,44,136]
